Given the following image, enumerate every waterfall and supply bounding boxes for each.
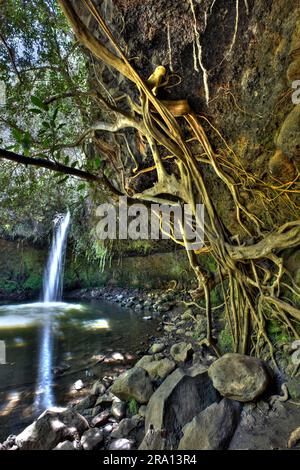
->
[35,211,70,411]
[43,211,71,303]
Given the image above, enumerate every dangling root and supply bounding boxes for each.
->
[59,0,300,358]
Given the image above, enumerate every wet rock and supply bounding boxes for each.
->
[230,399,300,450]
[91,410,110,427]
[140,364,219,450]
[73,394,97,413]
[208,353,270,402]
[149,343,165,354]
[91,380,107,396]
[81,428,103,450]
[74,379,85,391]
[110,367,154,404]
[52,363,71,376]
[1,435,16,450]
[170,342,194,363]
[53,440,77,450]
[95,393,115,407]
[16,407,88,450]
[141,358,176,381]
[178,399,241,450]
[111,400,127,419]
[111,418,137,438]
[139,405,147,418]
[108,438,135,450]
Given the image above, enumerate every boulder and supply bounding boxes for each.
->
[178,399,241,450]
[110,367,154,404]
[81,428,103,450]
[208,353,270,402]
[170,342,194,363]
[16,407,88,450]
[141,358,176,381]
[139,364,219,450]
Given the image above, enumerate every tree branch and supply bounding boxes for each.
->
[0,147,122,195]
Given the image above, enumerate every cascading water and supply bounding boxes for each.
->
[43,211,71,303]
[35,211,70,411]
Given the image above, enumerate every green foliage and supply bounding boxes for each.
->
[128,398,138,416]
[218,326,234,353]
[267,319,291,344]
[0,0,93,248]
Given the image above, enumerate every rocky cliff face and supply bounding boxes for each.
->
[72,0,300,237]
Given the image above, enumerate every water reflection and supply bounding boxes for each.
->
[0,299,159,440]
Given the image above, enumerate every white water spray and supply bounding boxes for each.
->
[43,211,71,303]
[35,211,70,411]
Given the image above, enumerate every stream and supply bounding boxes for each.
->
[0,299,159,440]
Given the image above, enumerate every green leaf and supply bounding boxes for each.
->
[31,96,48,111]
[58,175,69,184]
[41,120,51,129]
[77,183,85,191]
[29,108,43,114]
[94,157,101,169]
[51,106,59,122]
[11,128,23,143]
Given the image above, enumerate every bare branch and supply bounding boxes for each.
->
[0,147,122,195]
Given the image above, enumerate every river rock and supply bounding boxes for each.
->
[95,393,115,407]
[178,398,241,450]
[110,417,139,438]
[139,364,219,450]
[108,438,135,450]
[91,410,110,427]
[91,380,107,396]
[149,343,165,354]
[141,358,176,381]
[111,400,127,419]
[53,440,77,450]
[208,353,270,402]
[110,367,154,404]
[74,379,85,391]
[73,394,97,413]
[81,428,103,450]
[170,342,194,362]
[16,407,89,450]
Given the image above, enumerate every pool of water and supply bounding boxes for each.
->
[0,299,159,440]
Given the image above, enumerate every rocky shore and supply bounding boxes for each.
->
[1,288,300,451]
